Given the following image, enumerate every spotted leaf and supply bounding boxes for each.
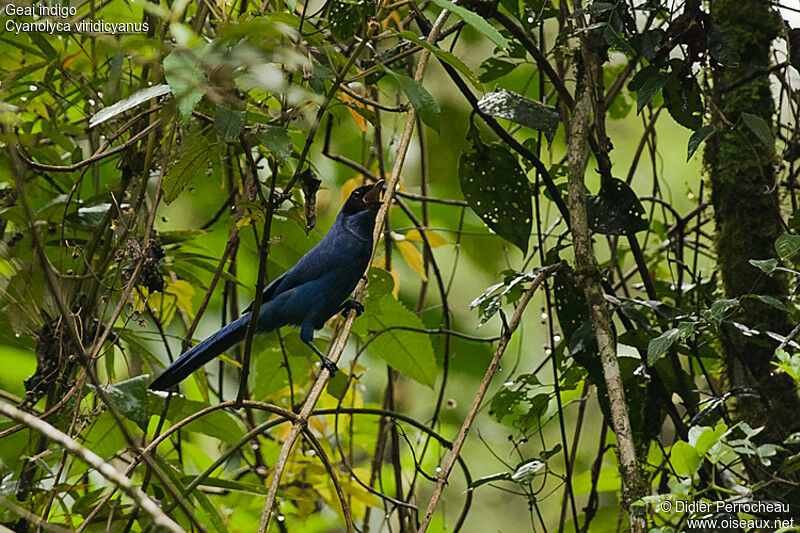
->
[477,89,559,142]
[459,127,532,254]
[587,177,647,235]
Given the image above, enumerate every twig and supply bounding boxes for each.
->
[566,37,645,531]
[0,401,184,533]
[15,119,161,173]
[182,226,239,351]
[255,10,452,533]
[364,326,500,343]
[492,11,575,110]
[417,263,562,532]
[302,430,356,533]
[0,497,71,533]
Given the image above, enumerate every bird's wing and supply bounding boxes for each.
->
[241,237,337,313]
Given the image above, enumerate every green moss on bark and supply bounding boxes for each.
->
[705,0,800,446]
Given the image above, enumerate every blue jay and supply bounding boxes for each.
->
[149,180,384,391]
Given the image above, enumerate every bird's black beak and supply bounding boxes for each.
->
[363,180,384,207]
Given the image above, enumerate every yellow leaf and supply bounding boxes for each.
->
[218,354,241,368]
[348,107,367,132]
[235,215,252,229]
[396,240,427,281]
[390,268,400,297]
[61,50,81,69]
[339,93,367,132]
[131,289,148,314]
[341,176,362,204]
[276,423,291,442]
[308,415,327,434]
[150,288,178,327]
[339,472,382,509]
[404,228,449,248]
[165,279,195,317]
[235,212,264,229]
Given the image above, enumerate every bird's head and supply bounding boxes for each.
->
[341,180,384,216]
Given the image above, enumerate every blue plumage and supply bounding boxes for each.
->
[149,181,383,391]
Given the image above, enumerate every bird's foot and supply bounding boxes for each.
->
[341,300,364,318]
[320,357,339,374]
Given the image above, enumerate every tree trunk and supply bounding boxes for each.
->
[705,0,800,453]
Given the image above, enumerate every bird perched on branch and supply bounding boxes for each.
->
[149,180,385,391]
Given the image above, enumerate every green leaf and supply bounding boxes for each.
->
[162,129,218,204]
[568,2,614,18]
[429,0,508,48]
[789,208,800,231]
[586,178,648,235]
[326,0,375,40]
[384,68,440,131]
[647,328,679,365]
[701,298,739,327]
[677,320,695,339]
[776,233,800,258]
[148,393,246,443]
[687,125,716,161]
[214,105,245,142]
[29,32,57,59]
[326,370,350,400]
[662,65,702,130]
[253,332,314,400]
[670,440,700,477]
[489,373,551,432]
[90,84,171,129]
[471,269,544,325]
[775,349,800,383]
[194,488,229,533]
[459,128,532,254]
[0,35,46,59]
[552,270,606,389]
[468,472,511,490]
[478,57,517,83]
[396,31,482,90]
[633,68,669,112]
[627,65,652,92]
[638,29,662,62]
[366,267,396,298]
[81,412,130,459]
[89,375,150,430]
[510,460,545,484]
[163,49,206,119]
[741,112,774,148]
[258,125,292,163]
[755,443,782,466]
[183,476,268,495]
[477,89,559,142]
[603,24,636,57]
[750,258,778,274]
[744,294,788,312]
[689,424,727,458]
[353,295,437,388]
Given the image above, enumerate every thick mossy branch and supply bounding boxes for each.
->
[705,0,800,447]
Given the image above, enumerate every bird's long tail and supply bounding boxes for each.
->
[149,313,252,391]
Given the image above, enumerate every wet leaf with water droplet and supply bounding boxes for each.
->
[459,126,532,254]
[477,89,559,142]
